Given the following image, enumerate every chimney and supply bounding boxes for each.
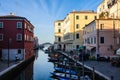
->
[10,12,14,16]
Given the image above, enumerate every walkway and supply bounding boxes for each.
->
[84,61,120,80]
[59,51,120,80]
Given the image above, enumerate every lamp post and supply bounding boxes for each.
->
[8,38,12,67]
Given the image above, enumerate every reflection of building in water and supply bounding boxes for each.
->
[34,50,39,59]
[14,62,34,80]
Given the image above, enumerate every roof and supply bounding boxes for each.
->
[70,10,97,14]
[0,14,34,28]
[0,15,26,19]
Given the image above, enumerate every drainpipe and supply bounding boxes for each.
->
[96,20,99,58]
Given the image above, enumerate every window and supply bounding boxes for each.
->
[103,5,104,9]
[76,33,79,39]
[24,23,27,29]
[91,37,93,44]
[0,22,3,28]
[17,34,22,41]
[100,24,104,30]
[76,45,79,49]
[100,37,104,44]
[85,16,88,20]
[17,22,22,29]
[24,34,27,40]
[76,15,79,20]
[18,49,21,54]
[58,29,61,33]
[76,24,79,29]
[0,34,3,41]
[58,23,61,26]
[94,16,97,19]
[58,37,61,42]
[94,37,96,44]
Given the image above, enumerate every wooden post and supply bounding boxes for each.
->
[92,67,95,80]
[111,76,114,80]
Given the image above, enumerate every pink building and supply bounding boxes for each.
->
[0,14,34,61]
[83,19,120,57]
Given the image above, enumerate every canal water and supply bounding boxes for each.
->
[14,50,55,80]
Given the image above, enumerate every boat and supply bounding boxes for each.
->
[51,72,78,80]
[48,58,58,62]
[55,67,77,75]
[58,75,91,80]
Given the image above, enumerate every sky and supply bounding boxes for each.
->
[0,0,103,44]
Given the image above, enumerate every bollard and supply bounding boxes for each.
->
[92,67,95,80]
[111,76,114,80]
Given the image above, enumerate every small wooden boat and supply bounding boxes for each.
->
[55,67,77,75]
[48,58,58,62]
[51,72,78,80]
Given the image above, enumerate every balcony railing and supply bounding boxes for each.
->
[107,0,117,9]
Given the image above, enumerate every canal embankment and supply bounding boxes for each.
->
[0,56,35,80]
[57,51,120,80]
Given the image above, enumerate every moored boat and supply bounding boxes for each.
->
[50,72,78,80]
[55,67,77,75]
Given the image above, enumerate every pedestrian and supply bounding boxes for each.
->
[15,54,18,62]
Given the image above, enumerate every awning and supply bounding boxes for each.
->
[77,46,86,50]
[86,46,95,51]
[116,48,120,55]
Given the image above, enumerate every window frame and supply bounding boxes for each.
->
[0,22,3,28]
[100,37,104,44]
[76,33,79,39]
[76,15,79,20]
[58,23,61,26]
[76,24,79,29]
[100,24,104,30]
[16,33,22,41]
[58,29,61,33]
[0,34,3,41]
[17,22,22,29]
[18,49,21,54]
[58,37,61,42]
[85,16,88,20]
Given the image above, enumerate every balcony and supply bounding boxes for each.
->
[107,0,117,9]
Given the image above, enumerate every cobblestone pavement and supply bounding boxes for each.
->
[83,61,120,80]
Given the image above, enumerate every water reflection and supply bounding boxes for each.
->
[14,50,55,80]
[33,50,54,80]
[14,62,34,80]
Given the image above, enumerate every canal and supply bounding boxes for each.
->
[14,50,55,80]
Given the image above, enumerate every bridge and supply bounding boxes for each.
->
[39,42,53,50]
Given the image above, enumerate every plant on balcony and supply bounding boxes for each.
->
[99,11,109,19]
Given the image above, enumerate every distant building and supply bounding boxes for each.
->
[54,11,97,52]
[83,19,120,57]
[0,13,34,61]
[54,20,64,50]
[34,36,39,49]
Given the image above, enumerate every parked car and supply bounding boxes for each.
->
[110,56,120,67]
[97,56,110,62]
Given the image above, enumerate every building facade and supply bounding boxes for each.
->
[0,14,34,61]
[54,20,64,50]
[83,19,120,57]
[54,11,96,52]
[97,0,120,19]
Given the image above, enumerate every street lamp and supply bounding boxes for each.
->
[8,38,12,67]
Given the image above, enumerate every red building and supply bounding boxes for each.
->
[0,13,34,61]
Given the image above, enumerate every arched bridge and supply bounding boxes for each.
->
[39,42,53,50]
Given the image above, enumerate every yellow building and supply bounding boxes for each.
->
[97,0,120,19]
[54,20,64,50]
[54,11,96,52]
